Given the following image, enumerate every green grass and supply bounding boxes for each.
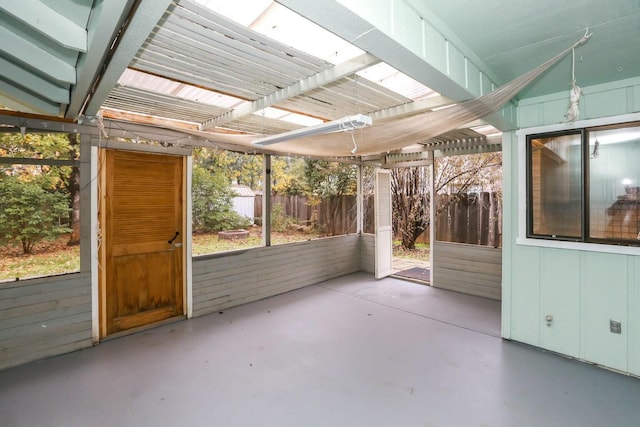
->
[1,230,326,281]
[1,232,429,283]
[0,236,80,282]
[393,240,430,261]
[192,228,324,256]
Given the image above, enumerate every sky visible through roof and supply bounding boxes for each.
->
[113,0,438,132]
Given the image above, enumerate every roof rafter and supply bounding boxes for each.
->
[0,56,69,104]
[370,95,454,122]
[199,53,381,130]
[0,25,76,84]
[83,0,173,117]
[66,0,136,118]
[0,80,61,115]
[0,0,87,52]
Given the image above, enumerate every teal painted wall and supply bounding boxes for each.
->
[503,76,640,376]
[328,0,517,130]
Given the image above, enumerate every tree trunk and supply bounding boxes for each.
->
[22,238,33,255]
[391,168,430,250]
[67,133,81,246]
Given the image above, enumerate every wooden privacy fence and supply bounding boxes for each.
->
[435,192,502,247]
[365,192,502,247]
[254,195,357,235]
[255,192,501,246]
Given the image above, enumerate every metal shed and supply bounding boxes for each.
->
[231,184,256,224]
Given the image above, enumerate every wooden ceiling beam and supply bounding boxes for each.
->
[199,53,381,130]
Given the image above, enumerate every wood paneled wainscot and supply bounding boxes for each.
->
[0,273,92,370]
[192,235,361,317]
[432,241,502,300]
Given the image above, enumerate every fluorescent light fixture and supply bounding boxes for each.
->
[252,114,372,146]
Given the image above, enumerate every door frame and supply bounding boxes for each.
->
[375,159,435,281]
[91,141,192,342]
[374,168,393,278]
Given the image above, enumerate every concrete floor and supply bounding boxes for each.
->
[1,273,639,427]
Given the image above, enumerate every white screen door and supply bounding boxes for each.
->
[375,169,393,278]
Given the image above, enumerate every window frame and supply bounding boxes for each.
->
[0,136,82,282]
[526,129,586,242]
[521,116,640,249]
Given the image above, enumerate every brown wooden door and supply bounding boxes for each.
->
[100,150,184,337]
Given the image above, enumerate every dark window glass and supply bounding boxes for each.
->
[588,126,640,243]
[528,132,582,239]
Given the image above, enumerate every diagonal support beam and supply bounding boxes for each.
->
[66,0,135,118]
[199,52,380,130]
[83,0,173,117]
[0,0,87,52]
[278,0,517,131]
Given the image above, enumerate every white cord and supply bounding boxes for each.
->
[564,48,582,122]
[563,28,592,123]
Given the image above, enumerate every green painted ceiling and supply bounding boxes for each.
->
[0,0,639,142]
[419,0,640,98]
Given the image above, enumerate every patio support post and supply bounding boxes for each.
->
[357,163,363,233]
[262,154,271,246]
[429,154,436,283]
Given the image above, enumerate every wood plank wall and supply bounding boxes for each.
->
[192,235,361,317]
[0,235,366,370]
[0,273,92,370]
[360,234,375,274]
[432,241,502,300]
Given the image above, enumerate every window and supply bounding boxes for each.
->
[190,149,361,255]
[191,148,262,256]
[270,157,357,245]
[0,132,81,281]
[527,122,640,245]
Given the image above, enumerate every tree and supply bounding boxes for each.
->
[271,156,306,195]
[391,152,502,250]
[391,167,430,250]
[0,175,71,254]
[193,148,263,190]
[304,160,357,235]
[191,166,250,232]
[66,134,80,246]
[0,132,79,246]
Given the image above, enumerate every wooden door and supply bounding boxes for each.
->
[100,150,184,337]
[375,169,393,278]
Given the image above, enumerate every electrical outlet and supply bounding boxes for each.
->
[545,314,553,327]
[610,319,622,334]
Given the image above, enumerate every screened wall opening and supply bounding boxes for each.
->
[269,157,358,245]
[526,122,640,246]
[191,149,263,255]
[0,132,81,281]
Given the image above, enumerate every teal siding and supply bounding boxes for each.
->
[505,76,640,376]
[540,249,581,357]
[447,44,466,89]
[582,252,628,372]
[509,245,541,346]
[584,88,628,119]
[516,76,640,128]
